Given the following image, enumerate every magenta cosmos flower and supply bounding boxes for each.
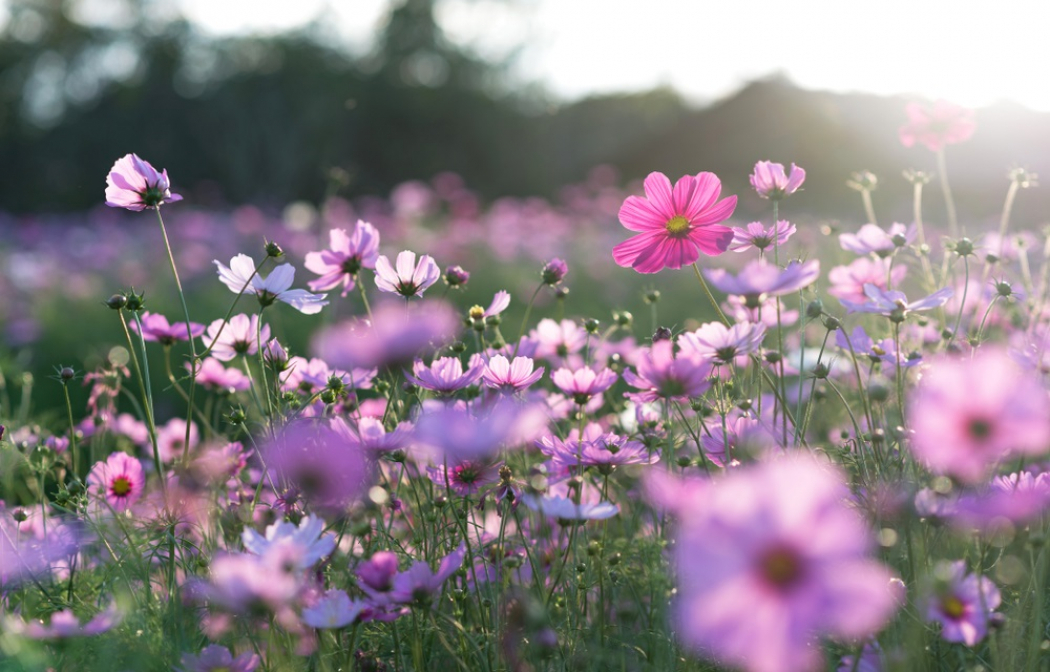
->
[623,339,713,403]
[908,349,1050,483]
[87,452,145,512]
[749,161,806,200]
[613,171,736,273]
[305,221,381,297]
[104,153,182,210]
[131,311,205,346]
[899,100,976,152]
[666,455,901,672]
[480,355,545,393]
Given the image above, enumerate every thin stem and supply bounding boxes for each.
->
[936,147,960,238]
[996,178,1021,260]
[691,263,730,326]
[861,189,877,226]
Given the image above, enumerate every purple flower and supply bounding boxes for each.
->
[847,283,953,319]
[178,645,260,672]
[679,321,766,365]
[388,545,466,606]
[444,265,470,287]
[105,153,182,210]
[828,257,906,310]
[374,250,440,297]
[242,516,335,569]
[622,340,712,402]
[480,355,545,393]
[412,399,548,463]
[551,366,617,404]
[704,259,820,303]
[189,357,250,394]
[302,590,367,629]
[427,459,502,496]
[835,327,921,370]
[925,561,1000,646]
[9,603,120,639]
[666,455,901,672]
[909,349,1050,484]
[542,257,569,285]
[130,311,204,346]
[949,470,1050,530]
[407,356,483,394]
[304,221,381,296]
[521,494,619,520]
[728,220,796,252]
[839,222,916,257]
[750,161,805,200]
[357,551,401,599]
[215,254,328,314]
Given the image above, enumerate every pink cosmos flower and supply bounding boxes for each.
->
[427,459,502,497]
[835,327,921,370]
[215,254,328,314]
[925,561,1000,646]
[521,494,619,520]
[679,321,766,365]
[663,455,901,672]
[407,356,483,394]
[10,603,120,639]
[728,220,796,252]
[613,171,736,273]
[531,318,588,365]
[357,551,401,600]
[304,221,381,296]
[203,314,270,362]
[104,153,182,210]
[551,366,618,404]
[725,294,799,328]
[157,417,199,463]
[848,284,953,319]
[412,398,548,463]
[313,301,460,370]
[480,355,545,393]
[749,161,806,200]
[190,357,250,394]
[704,259,820,303]
[374,250,441,297]
[899,100,976,152]
[388,545,466,606]
[177,645,260,672]
[909,349,1050,483]
[839,222,916,257]
[623,339,713,403]
[87,452,145,512]
[130,311,204,346]
[828,257,906,310]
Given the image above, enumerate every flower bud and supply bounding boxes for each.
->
[541,258,568,285]
[892,233,908,248]
[105,293,127,310]
[59,366,76,381]
[996,280,1013,297]
[676,456,692,468]
[653,326,672,342]
[805,299,824,320]
[226,407,247,425]
[444,265,470,287]
[822,315,841,331]
[264,240,284,258]
[124,290,145,311]
[954,238,975,257]
[812,362,830,379]
[584,318,600,334]
[451,341,467,354]
[613,310,633,327]
[644,290,661,304]
[555,287,570,300]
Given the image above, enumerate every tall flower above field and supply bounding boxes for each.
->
[305,221,381,297]
[104,153,182,211]
[215,254,329,315]
[899,100,976,152]
[749,161,805,200]
[613,172,736,273]
[374,250,441,297]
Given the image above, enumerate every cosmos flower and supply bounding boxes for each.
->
[899,100,976,152]
[104,153,182,211]
[215,254,328,315]
[613,171,736,273]
[520,495,619,521]
[924,561,1001,646]
[87,452,145,512]
[679,322,766,365]
[427,459,502,497]
[189,357,250,394]
[8,603,120,639]
[846,284,953,319]
[839,222,916,257]
[242,516,335,570]
[665,455,901,672]
[177,645,260,672]
[551,366,618,404]
[828,257,906,310]
[388,546,466,606]
[480,355,545,393]
[728,220,796,252]
[374,250,441,297]
[622,339,713,403]
[407,356,483,394]
[304,221,381,296]
[130,311,204,346]
[749,161,806,200]
[704,259,820,303]
[302,590,367,629]
[203,314,271,362]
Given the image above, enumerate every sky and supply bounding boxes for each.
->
[171,0,1050,110]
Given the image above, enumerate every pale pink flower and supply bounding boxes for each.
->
[622,339,713,402]
[613,171,736,273]
[924,561,1000,646]
[374,250,440,297]
[551,366,617,404]
[704,259,820,302]
[215,254,328,314]
[679,322,766,365]
[749,161,806,200]
[899,100,976,152]
[304,221,381,296]
[828,257,906,310]
[105,153,182,210]
[302,590,366,629]
[480,355,545,393]
[839,222,915,257]
[204,314,271,362]
[728,220,796,252]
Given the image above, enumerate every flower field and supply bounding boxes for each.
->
[2,101,1049,672]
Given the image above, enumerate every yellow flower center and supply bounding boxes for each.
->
[111,476,132,497]
[941,595,966,619]
[665,215,690,235]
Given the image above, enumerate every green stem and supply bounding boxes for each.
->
[936,147,960,238]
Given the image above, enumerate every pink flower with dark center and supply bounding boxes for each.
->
[925,561,1000,646]
[828,257,906,310]
[87,452,145,512]
[899,100,976,152]
[204,314,271,362]
[613,171,736,273]
[679,322,766,365]
[909,349,1050,483]
[749,161,806,200]
[407,356,483,394]
[531,318,588,365]
[704,259,820,305]
[189,357,250,394]
[551,366,618,405]
[105,153,182,211]
[480,355,545,393]
[130,311,204,346]
[622,340,712,402]
[304,221,381,296]
[156,417,199,463]
[357,551,401,600]
[728,220,796,252]
[666,455,901,672]
[374,250,440,297]
[839,222,915,257]
[427,459,501,496]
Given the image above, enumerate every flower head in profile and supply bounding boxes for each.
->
[622,339,712,403]
[704,259,820,304]
[924,561,1001,646]
[304,221,381,296]
[87,452,145,512]
[130,311,204,346]
[613,171,736,274]
[203,314,271,362]
[105,153,182,211]
[839,222,916,257]
[302,590,366,629]
[749,161,806,200]
[899,100,976,152]
[374,250,440,297]
[658,455,901,672]
[848,284,953,320]
[215,254,328,315]
[728,220,796,252]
